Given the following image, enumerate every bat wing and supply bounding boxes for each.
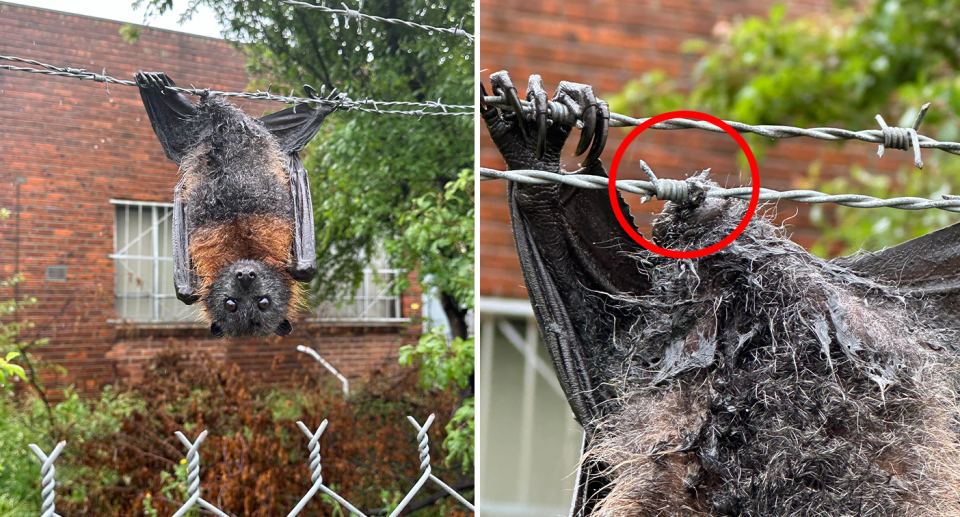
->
[135,72,198,165]
[135,72,200,304]
[258,105,335,282]
[508,173,650,517]
[832,220,960,329]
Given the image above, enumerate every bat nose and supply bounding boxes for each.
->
[236,269,257,288]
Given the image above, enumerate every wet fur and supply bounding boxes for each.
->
[584,183,960,516]
[177,97,301,324]
[189,216,303,319]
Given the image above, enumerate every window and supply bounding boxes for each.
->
[316,257,404,321]
[111,200,199,323]
[476,299,583,517]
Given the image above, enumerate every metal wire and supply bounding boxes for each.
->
[281,0,474,42]
[0,55,473,117]
[482,95,960,165]
[479,166,960,213]
[28,441,66,517]
[25,415,473,516]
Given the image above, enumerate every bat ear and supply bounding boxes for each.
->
[210,323,225,338]
[275,319,293,336]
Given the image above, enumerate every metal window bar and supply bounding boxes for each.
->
[111,201,199,323]
[27,414,474,517]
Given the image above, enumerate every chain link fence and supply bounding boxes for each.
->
[28,413,473,517]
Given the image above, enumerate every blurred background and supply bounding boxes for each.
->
[476,0,960,515]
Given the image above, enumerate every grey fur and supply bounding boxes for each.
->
[180,97,295,229]
[205,259,292,337]
[584,187,960,516]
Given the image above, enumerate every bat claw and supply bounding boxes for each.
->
[134,71,174,92]
[527,75,549,160]
[491,71,529,137]
[289,264,317,282]
[555,81,609,166]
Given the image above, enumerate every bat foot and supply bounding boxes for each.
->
[134,71,175,92]
[554,81,609,166]
[490,71,529,137]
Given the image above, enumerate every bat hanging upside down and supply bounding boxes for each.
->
[135,72,342,338]
[483,71,960,517]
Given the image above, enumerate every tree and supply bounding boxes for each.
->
[131,0,474,337]
[608,1,960,255]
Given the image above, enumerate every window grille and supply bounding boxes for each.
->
[317,259,404,321]
[110,200,200,323]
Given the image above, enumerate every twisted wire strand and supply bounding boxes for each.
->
[0,55,473,117]
[479,167,960,213]
[407,415,476,511]
[23,415,473,517]
[29,441,66,517]
[482,95,960,161]
[281,0,474,41]
[171,431,208,517]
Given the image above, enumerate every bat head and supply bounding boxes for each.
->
[205,259,293,338]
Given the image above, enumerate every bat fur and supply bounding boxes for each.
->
[586,187,960,516]
[179,97,301,337]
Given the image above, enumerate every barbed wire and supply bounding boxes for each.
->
[0,55,473,117]
[482,95,960,168]
[281,0,473,42]
[479,166,960,213]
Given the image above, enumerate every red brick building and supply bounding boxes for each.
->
[0,3,421,396]
[475,2,913,516]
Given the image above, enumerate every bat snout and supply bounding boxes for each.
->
[236,268,258,288]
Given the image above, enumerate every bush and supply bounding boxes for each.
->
[0,347,469,517]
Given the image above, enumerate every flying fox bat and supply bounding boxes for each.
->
[483,70,960,517]
[135,71,341,338]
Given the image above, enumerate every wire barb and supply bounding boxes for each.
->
[0,55,473,118]
[479,166,960,213]
[281,0,474,42]
[875,103,930,169]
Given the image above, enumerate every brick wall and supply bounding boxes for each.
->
[478,0,907,299]
[0,3,421,396]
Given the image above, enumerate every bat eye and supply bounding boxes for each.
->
[225,299,238,312]
[258,297,271,310]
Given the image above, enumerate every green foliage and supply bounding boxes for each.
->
[611,1,960,255]
[399,327,474,391]
[388,168,474,310]
[0,387,144,517]
[143,458,198,517]
[399,326,474,470]
[119,24,142,43]
[0,275,46,388]
[442,398,473,473]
